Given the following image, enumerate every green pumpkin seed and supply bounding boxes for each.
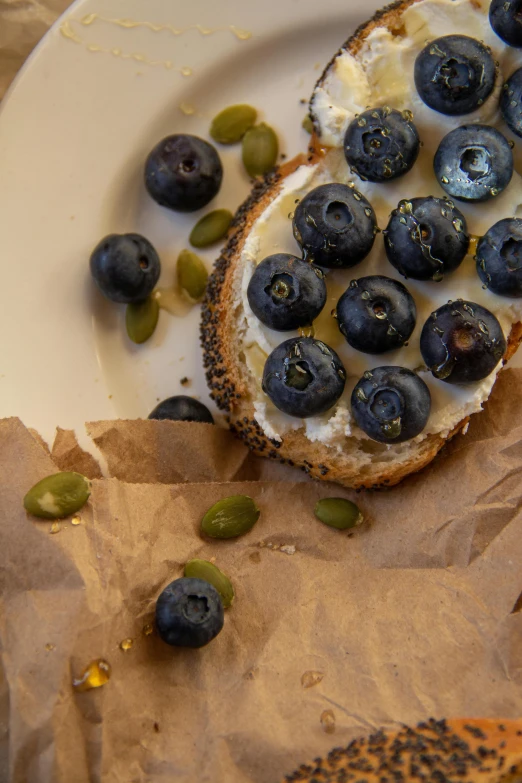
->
[302,114,314,134]
[189,209,233,249]
[210,104,258,144]
[201,495,260,539]
[24,471,91,519]
[177,249,208,302]
[126,296,159,344]
[184,559,235,607]
[242,123,279,178]
[314,498,363,530]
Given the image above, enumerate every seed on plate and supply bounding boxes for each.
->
[177,249,209,301]
[184,559,235,607]
[201,495,260,539]
[24,471,91,519]
[210,104,258,144]
[189,209,233,249]
[242,123,279,177]
[302,114,314,134]
[125,296,159,344]
[314,497,363,530]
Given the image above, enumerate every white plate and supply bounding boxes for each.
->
[0,0,383,445]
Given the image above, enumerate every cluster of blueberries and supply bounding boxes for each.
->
[252,21,522,444]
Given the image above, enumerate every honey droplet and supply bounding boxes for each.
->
[143,623,154,637]
[320,709,336,734]
[71,516,81,526]
[468,235,479,256]
[73,659,111,692]
[50,522,60,534]
[119,638,133,652]
[179,102,196,116]
[180,66,193,77]
[301,670,324,688]
[45,643,55,652]
[441,175,449,184]
[298,325,315,338]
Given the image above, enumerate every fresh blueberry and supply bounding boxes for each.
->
[490,0,522,47]
[476,218,522,297]
[246,253,326,331]
[384,196,470,281]
[336,276,416,354]
[500,67,522,138]
[351,366,431,443]
[145,134,223,213]
[434,125,513,202]
[90,233,161,304]
[344,107,420,183]
[420,300,506,384]
[262,337,346,418]
[292,183,377,269]
[148,396,214,424]
[414,35,496,116]
[155,578,224,648]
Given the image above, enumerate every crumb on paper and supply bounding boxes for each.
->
[45,643,56,652]
[50,522,60,534]
[153,722,160,733]
[180,377,190,386]
[209,556,216,564]
[280,545,296,556]
[249,551,261,564]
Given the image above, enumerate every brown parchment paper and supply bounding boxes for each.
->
[1,369,522,783]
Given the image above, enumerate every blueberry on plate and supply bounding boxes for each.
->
[145,134,223,212]
[262,337,346,418]
[414,35,496,116]
[336,276,416,354]
[490,0,522,47]
[420,300,506,384]
[500,67,522,138]
[148,396,214,423]
[155,578,224,648]
[246,253,326,331]
[351,366,431,443]
[292,183,377,269]
[476,218,522,297]
[384,196,470,281]
[344,107,420,183]
[434,125,513,202]
[90,233,161,304]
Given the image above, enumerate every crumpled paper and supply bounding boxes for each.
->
[1,369,522,783]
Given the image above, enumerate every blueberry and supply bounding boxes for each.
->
[384,196,470,281]
[262,337,346,418]
[500,67,522,138]
[148,396,214,424]
[476,218,522,297]
[351,366,431,443]
[434,125,513,202]
[145,134,223,213]
[336,276,416,354]
[414,35,496,116]
[90,233,161,304]
[344,107,420,183]
[246,253,326,331]
[490,0,522,47]
[155,578,224,648]
[420,300,506,384]
[292,183,377,269]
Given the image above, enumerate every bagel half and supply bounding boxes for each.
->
[201,0,522,489]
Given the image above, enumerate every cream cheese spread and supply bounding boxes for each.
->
[238,0,522,448]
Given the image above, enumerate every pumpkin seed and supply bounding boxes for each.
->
[201,495,260,539]
[184,559,235,607]
[302,114,314,134]
[314,498,363,530]
[210,104,257,144]
[242,123,279,177]
[189,209,233,249]
[126,296,159,344]
[177,249,208,302]
[24,471,91,519]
